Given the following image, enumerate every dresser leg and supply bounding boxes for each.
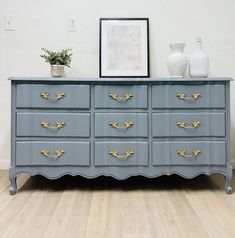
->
[225,162,233,194]
[9,168,17,195]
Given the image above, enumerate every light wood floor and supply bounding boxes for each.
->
[0,171,234,238]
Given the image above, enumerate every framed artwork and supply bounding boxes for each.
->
[99,18,150,78]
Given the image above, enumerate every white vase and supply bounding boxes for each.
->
[167,43,187,77]
[189,37,209,78]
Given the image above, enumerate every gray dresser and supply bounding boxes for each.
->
[9,77,233,194]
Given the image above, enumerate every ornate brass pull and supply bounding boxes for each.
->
[176,120,201,129]
[41,149,65,159]
[177,149,201,159]
[176,92,201,101]
[41,121,65,130]
[109,149,134,160]
[109,121,134,129]
[109,92,134,101]
[40,92,65,101]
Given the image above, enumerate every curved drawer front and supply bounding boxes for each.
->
[152,112,225,137]
[95,142,148,166]
[95,85,147,108]
[152,84,225,108]
[95,113,148,137]
[16,113,90,137]
[16,84,90,108]
[16,141,90,166]
[152,141,226,166]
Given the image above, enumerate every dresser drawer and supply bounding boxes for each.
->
[16,113,90,137]
[152,141,226,165]
[152,84,225,108]
[95,142,148,166]
[16,84,90,108]
[16,141,90,166]
[95,113,148,138]
[152,112,225,137]
[94,85,147,108]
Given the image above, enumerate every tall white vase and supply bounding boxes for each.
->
[167,43,187,77]
[189,37,209,78]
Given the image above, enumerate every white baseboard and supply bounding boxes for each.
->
[0,160,10,170]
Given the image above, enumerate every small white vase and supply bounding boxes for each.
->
[51,65,64,77]
[167,43,187,77]
[189,37,209,78]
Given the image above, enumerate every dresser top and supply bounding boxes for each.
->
[8,77,233,82]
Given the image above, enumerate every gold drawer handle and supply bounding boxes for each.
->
[176,120,201,129]
[109,121,134,129]
[40,92,65,101]
[41,149,65,159]
[41,121,65,130]
[176,92,201,101]
[177,149,201,159]
[109,92,134,101]
[109,149,134,160]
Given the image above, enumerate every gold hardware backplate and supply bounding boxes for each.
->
[109,121,134,129]
[176,92,201,101]
[177,149,201,158]
[40,92,65,101]
[176,120,201,129]
[41,121,65,129]
[109,149,134,160]
[109,92,134,101]
[41,149,65,159]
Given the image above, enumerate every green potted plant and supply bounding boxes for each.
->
[40,48,72,77]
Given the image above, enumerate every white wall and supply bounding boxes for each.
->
[1,0,235,168]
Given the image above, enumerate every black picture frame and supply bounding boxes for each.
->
[99,18,150,78]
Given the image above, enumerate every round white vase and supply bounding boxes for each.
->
[189,37,209,78]
[167,43,187,77]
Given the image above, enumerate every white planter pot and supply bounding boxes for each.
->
[51,65,64,77]
[189,38,209,78]
[167,43,187,77]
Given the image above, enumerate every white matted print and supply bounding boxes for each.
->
[100,18,149,77]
